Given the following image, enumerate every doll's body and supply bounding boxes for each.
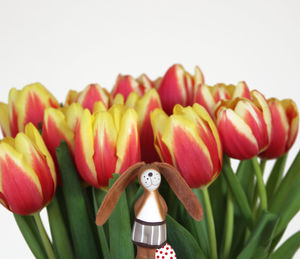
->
[96,162,203,259]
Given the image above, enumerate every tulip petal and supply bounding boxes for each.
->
[150,109,173,164]
[74,110,98,186]
[16,83,59,132]
[93,101,107,114]
[8,88,20,137]
[194,65,205,86]
[65,90,78,106]
[14,132,55,204]
[259,99,289,158]
[157,64,187,114]
[65,103,84,133]
[213,84,231,103]
[76,84,110,112]
[115,108,140,174]
[24,124,57,187]
[282,99,299,150]
[0,142,43,215]
[125,92,139,108]
[162,115,213,187]
[194,84,216,116]
[108,104,125,132]
[216,108,259,159]
[112,75,140,100]
[135,89,161,162]
[234,100,269,151]
[93,112,118,187]
[0,103,11,137]
[113,93,125,105]
[233,81,251,99]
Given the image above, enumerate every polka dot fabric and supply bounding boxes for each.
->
[155,243,176,258]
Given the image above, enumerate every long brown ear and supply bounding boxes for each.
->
[96,162,145,226]
[153,162,203,221]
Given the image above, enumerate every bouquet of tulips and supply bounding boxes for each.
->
[0,64,299,259]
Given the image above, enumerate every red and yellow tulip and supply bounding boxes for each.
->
[157,64,204,115]
[0,83,59,137]
[259,98,299,159]
[74,104,141,188]
[151,103,222,188]
[65,84,110,113]
[214,91,271,160]
[194,81,251,116]
[0,123,56,215]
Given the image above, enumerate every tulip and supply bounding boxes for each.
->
[157,64,205,115]
[136,74,154,95]
[194,81,251,116]
[260,98,299,159]
[0,83,59,138]
[74,104,140,188]
[111,75,141,100]
[65,84,110,113]
[0,123,56,215]
[151,103,222,188]
[214,90,271,160]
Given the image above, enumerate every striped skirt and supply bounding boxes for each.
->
[132,218,167,249]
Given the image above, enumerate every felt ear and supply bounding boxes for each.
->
[153,162,203,221]
[96,162,145,226]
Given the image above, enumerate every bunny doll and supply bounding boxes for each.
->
[96,162,203,259]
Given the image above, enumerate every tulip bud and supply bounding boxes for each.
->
[157,64,205,115]
[135,89,162,163]
[111,75,141,100]
[0,123,56,215]
[151,104,222,188]
[65,84,110,113]
[74,105,140,188]
[136,74,154,95]
[260,99,299,159]
[214,91,271,160]
[0,83,59,138]
[194,81,251,116]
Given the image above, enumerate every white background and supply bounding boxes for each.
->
[0,0,299,258]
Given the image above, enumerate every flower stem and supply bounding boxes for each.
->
[33,212,56,259]
[202,187,218,259]
[221,190,234,259]
[251,157,268,212]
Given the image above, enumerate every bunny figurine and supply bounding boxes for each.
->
[96,162,203,259]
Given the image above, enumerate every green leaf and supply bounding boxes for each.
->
[208,173,227,251]
[266,154,287,200]
[270,150,300,237]
[47,195,74,259]
[269,231,300,259]
[14,214,47,259]
[222,156,254,229]
[166,214,207,259]
[93,188,111,259]
[56,141,99,259]
[108,174,134,259]
[237,211,278,259]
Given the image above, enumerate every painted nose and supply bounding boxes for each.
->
[148,172,153,177]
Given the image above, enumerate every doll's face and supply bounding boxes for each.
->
[140,169,161,191]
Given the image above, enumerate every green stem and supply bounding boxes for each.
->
[251,157,268,212]
[260,159,267,173]
[33,213,56,259]
[221,190,234,259]
[202,187,218,259]
[47,195,74,259]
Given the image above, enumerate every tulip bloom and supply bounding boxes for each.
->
[111,74,154,100]
[0,83,59,137]
[157,64,205,115]
[214,91,271,160]
[65,84,110,113]
[194,81,251,116]
[151,103,222,188]
[260,98,299,159]
[0,123,56,215]
[74,104,141,188]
